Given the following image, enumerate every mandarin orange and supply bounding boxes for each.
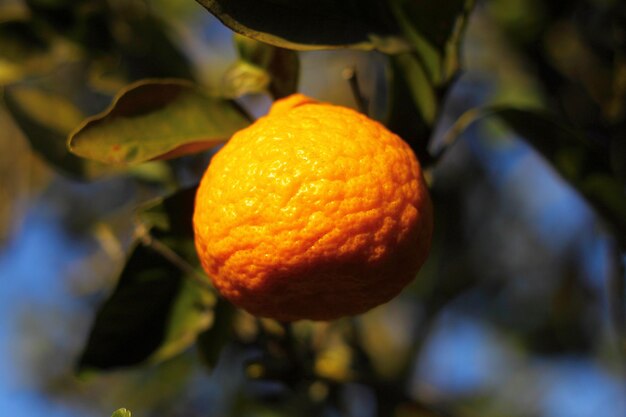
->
[193,94,433,321]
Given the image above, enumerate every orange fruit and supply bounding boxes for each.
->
[193,94,433,321]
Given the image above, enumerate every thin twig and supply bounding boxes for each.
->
[136,223,213,291]
[343,66,369,115]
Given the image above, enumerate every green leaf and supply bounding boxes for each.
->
[78,185,218,371]
[138,188,217,364]
[224,34,300,99]
[68,79,251,166]
[390,53,438,126]
[111,409,132,417]
[197,297,236,369]
[384,0,475,163]
[2,85,108,178]
[149,271,216,364]
[114,12,195,81]
[388,0,475,85]
[385,53,437,165]
[195,0,409,53]
[223,61,271,99]
[440,106,626,247]
[77,233,213,371]
[78,239,186,370]
[139,186,198,238]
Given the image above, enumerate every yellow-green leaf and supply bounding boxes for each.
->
[111,408,131,417]
[68,79,251,166]
[225,34,300,99]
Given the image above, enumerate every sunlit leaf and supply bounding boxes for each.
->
[3,85,108,178]
[68,79,251,166]
[223,61,271,98]
[195,0,409,53]
[111,408,132,417]
[224,34,299,99]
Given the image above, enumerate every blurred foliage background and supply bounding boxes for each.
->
[0,0,625,417]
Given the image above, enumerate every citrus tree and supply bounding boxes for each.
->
[1,0,624,416]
